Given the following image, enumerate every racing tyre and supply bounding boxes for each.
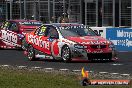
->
[27,45,36,61]
[61,46,71,62]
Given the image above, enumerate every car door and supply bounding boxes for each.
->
[34,25,51,55]
[29,26,43,51]
[43,26,59,56]
[35,25,59,55]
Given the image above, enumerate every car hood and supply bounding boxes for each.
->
[66,36,110,45]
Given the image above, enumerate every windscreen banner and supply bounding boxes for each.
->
[106,28,132,51]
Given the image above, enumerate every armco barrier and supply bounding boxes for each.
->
[106,28,132,51]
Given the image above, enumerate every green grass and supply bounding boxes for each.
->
[0,68,131,88]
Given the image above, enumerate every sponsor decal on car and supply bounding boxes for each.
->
[1,30,17,44]
[19,22,42,25]
[28,35,50,50]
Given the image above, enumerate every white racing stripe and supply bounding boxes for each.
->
[32,67,41,69]
[111,63,123,66]
[120,74,130,76]
[1,65,10,67]
[59,69,69,71]
[0,64,131,79]
[110,73,119,75]
[17,66,27,68]
[72,70,81,72]
[44,68,54,72]
[99,72,108,74]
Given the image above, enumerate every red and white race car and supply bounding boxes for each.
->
[0,20,42,49]
[23,23,117,62]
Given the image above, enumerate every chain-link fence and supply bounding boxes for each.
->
[0,0,132,27]
[0,0,81,24]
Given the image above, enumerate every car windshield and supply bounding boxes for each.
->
[59,25,97,37]
[19,21,42,26]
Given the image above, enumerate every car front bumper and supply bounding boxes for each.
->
[71,48,118,61]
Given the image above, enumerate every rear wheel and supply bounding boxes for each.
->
[27,45,36,61]
[61,46,71,62]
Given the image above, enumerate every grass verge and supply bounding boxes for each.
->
[0,68,131,88]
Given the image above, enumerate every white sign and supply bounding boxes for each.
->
[90,27,108,38]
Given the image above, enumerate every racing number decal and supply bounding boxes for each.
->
[1,22,9,29]
[1,30,18,44]
[41,26,46,32]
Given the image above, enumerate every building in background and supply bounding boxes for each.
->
[0,0,132,27]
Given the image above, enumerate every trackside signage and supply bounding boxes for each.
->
[90,80,130,85]
[81,67,131,86]
[90,27,107,38]
[106,28,132,51]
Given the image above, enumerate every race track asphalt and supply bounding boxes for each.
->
[0,49,132,75]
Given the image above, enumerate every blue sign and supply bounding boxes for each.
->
[106,28,132,51]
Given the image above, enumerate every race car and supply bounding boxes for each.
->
[23,23,117,62]
[0,20,42,49]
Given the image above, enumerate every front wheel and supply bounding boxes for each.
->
[61,46,71,62]
[27,45,36,61]
[21,38,27,50]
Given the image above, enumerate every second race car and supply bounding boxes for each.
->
[0,19,42,49]
[23,23,118,62]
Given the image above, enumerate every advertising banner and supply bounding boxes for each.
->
[106,28,132,51]
[90,27,108,38]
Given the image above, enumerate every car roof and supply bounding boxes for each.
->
[45,23,84,27]
[8,19,41,22]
